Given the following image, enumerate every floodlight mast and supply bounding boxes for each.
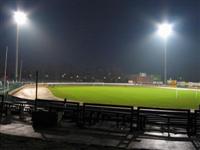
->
[13,11,27,82]
[157,23,172,85]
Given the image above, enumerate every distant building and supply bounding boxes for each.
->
[127,73,161,84]
[167,79,177,87]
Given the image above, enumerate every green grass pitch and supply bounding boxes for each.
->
[48,85,200,109]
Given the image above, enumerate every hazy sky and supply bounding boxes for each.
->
[0,0,200,81]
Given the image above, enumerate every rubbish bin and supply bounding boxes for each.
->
[32,111,58,128]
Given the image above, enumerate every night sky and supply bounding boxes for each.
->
[0,0,200,81]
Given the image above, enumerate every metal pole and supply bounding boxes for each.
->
[164,39,167,85]
[0,95,4,124]
[35,71,38,111]
[4,46,8,94]
[19,60,23,82]
[15,25,19,82]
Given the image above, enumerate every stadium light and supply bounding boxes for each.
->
[157,23,172,39]
[157,22,173,84]
[14,11,27,25]
[13,11,28,81]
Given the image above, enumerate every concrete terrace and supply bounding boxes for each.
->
[0,115,199,150]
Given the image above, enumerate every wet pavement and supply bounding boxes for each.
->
[0,116,199,150]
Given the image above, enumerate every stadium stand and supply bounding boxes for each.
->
[82,103,134,131]
[137,107,192,136]
[1,94,200,137]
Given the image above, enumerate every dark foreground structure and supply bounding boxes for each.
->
[1,95,200,149]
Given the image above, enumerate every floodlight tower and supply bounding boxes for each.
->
[157,22,173,85]
[13,11,27,82]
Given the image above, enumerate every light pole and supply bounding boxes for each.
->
[157,23,173,85]
[19,60,23,82]
[13,11,27,82]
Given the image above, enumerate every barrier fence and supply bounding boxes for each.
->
[1,95,200,137]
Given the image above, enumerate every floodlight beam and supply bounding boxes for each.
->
[157,23,172,39]
[14,11,27,25]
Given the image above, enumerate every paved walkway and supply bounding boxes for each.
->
[12,85,61,100]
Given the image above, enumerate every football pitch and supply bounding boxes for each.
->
[48,85,200,109]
